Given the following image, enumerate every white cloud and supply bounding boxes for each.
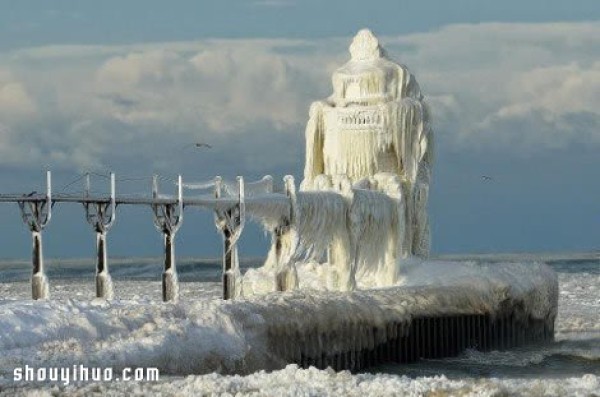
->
[0,40,319,170]
[499,62,599,116]
[474,62,600,148]
[0,82,36,118]
[0,22,597,172]
[0,68,37,121]
[91,43,311,132]
[383,22,600,150]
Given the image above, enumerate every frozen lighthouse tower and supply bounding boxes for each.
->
[301,29,433,257]
[243,29,435,295]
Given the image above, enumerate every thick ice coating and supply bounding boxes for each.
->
[246,29,433,294]
[302,29,432,257]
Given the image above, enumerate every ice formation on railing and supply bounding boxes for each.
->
[180,180,216,191]
[244,184,407,295]
[241,29,433,296]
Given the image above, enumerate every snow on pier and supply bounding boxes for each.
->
[0,260,557,375]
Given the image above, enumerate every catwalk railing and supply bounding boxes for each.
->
[0,171,292,301]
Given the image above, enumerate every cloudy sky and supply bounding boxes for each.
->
[0,0,598,260]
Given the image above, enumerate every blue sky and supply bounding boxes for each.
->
[0,0,598,260]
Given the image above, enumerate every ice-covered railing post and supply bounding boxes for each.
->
[83,172,116,299]
[151,175,184,302]
[214,176,245,300]
[273,175,298,292]
[17,171,52,300]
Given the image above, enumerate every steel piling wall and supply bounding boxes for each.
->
[269,312,554,372]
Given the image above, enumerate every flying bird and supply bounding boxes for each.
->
[481,175,493,181]
[180,142,213,152]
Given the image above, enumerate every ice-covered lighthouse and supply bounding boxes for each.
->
[301,28,433,257]
[244,29,434,294]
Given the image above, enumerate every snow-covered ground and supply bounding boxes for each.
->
[0,256,597,396]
